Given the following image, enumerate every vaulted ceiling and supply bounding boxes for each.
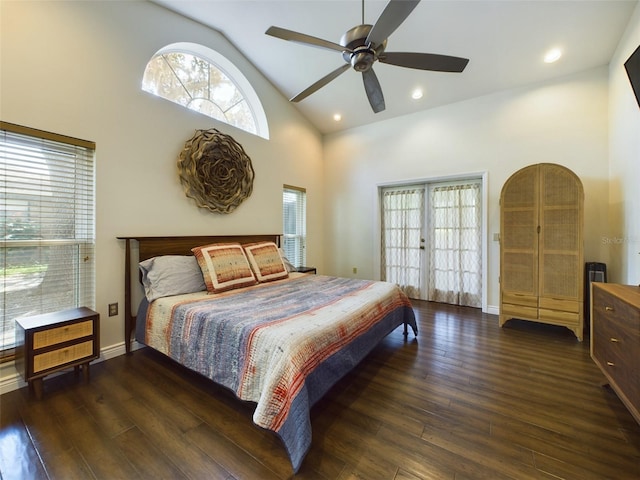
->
[152,0,637,134]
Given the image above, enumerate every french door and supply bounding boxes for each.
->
[380,186,425,299]
[381,179,482,308]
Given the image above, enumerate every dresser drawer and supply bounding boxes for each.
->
[592,287,640,330]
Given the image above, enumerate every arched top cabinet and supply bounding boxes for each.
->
[499,163,584,340]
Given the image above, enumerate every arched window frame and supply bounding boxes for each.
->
[142,42,269,139]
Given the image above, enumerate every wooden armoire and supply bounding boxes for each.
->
[499,163,584,340]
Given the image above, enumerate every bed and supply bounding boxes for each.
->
[118,234,417,473]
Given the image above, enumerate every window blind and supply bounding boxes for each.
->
[282,185,306,267]
[1,122,95,354]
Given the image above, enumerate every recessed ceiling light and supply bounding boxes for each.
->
[411,88,423,100]
[544,48,562,63]
[333,113,342,122]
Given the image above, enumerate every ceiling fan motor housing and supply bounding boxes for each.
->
[340,24,386,72]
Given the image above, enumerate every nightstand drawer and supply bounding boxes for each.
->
[33,340,94,374]
[33,320,93,349]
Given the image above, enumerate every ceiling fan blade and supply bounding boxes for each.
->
[379,52,469,72]
[266,26,351,54]
[366,0,420,47]
[362,68,385,113]
[290,64,350,102]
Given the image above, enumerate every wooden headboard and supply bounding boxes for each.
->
[117,234,281,353]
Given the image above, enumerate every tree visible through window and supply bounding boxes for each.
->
[142,44,268,138]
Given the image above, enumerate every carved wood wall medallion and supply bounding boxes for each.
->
[178,128,255,214]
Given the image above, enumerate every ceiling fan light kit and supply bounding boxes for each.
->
[265,0,468,114]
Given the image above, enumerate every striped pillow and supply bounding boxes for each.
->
[243,242,289,283]
[192,243,257,293]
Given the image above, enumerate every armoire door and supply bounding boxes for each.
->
[538,164,584,326]
[499,164,540,321]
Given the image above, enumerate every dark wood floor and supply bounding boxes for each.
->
[2,300,639,479]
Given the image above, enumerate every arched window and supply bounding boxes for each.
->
[142,43,269,139]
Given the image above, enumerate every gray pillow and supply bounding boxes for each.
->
[139,255,206,301]
[278,248,297,273]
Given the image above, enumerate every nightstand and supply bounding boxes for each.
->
[15,307,100,399]
[296,266,317,274]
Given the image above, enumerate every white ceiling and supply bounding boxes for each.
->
[151,0,637,134]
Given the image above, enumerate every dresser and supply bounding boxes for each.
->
[590,283,640,424]
[15,307,100,399]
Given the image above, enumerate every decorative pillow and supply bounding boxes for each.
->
[192,243,257,293]
[243,242,289,282]
[139,255,206,302]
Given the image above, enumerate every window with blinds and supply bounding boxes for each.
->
[1,122,95,355]
[282,185,306,268]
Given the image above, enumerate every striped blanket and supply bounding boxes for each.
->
[143,274,417,472]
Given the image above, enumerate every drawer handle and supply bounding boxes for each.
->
[607,361,615,367]
[605,306,614,311]
[610,337,619,343]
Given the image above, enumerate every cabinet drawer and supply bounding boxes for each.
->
[501,303,538,319]
[33,340,94,374]
[502,293,538,308]
[33,320,94,349]
[539,297,580,313]
[539,308,579,325]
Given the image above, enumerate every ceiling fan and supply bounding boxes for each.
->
[265,0,469,114]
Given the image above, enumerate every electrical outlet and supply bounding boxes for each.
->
[352,267,357,274]
[108,302,118,317]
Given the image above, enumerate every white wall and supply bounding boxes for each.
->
[608,1,640,285]
[0,0,325,374]
[324,67,611,311]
